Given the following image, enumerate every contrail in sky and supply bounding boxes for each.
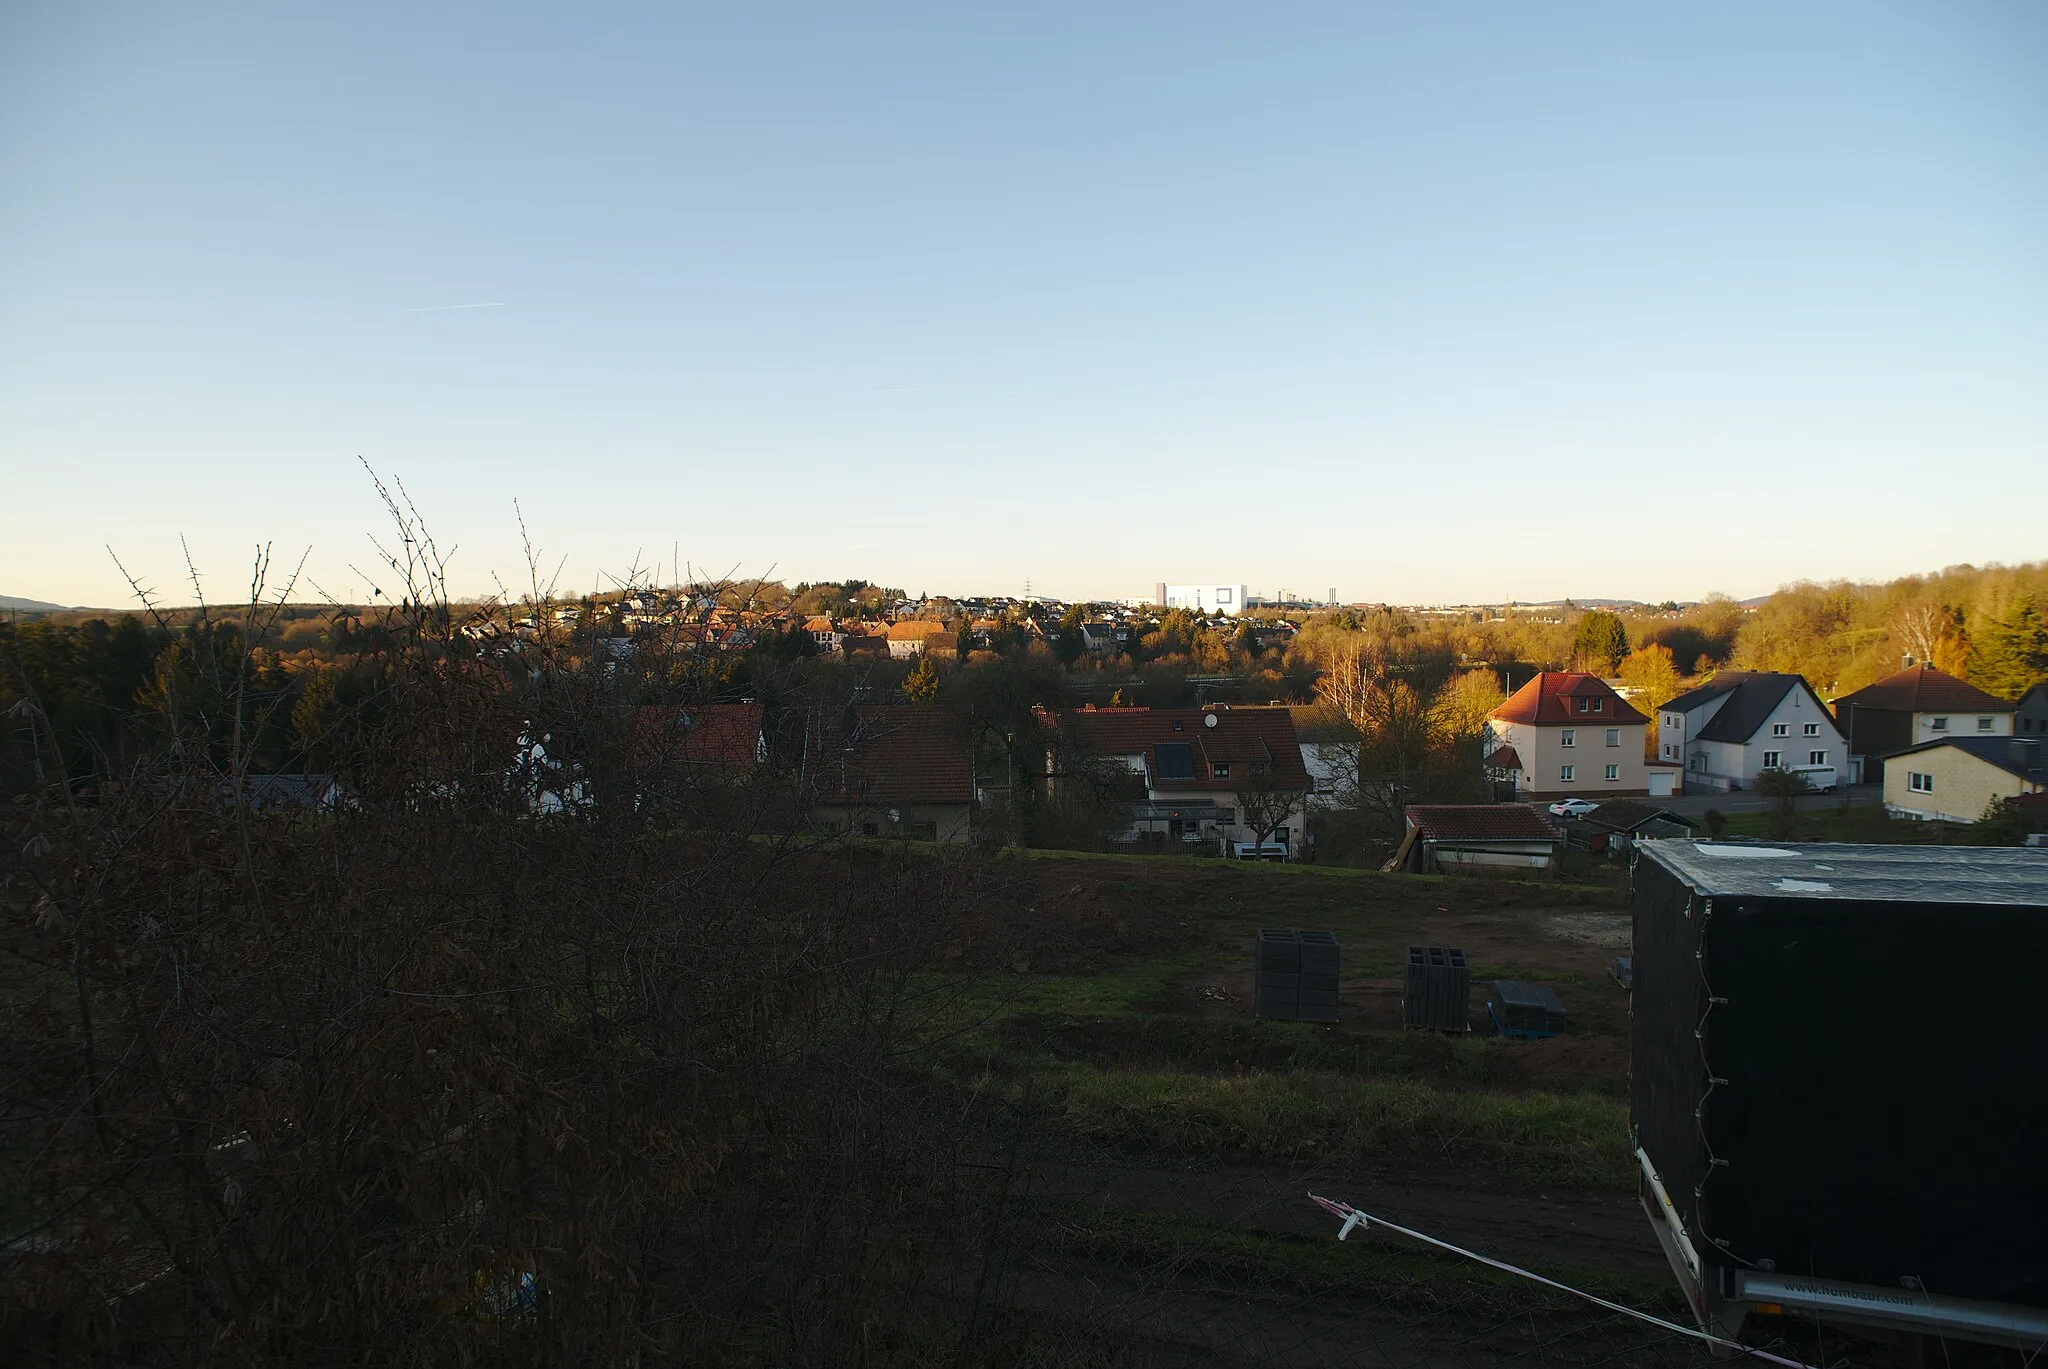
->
[404,301,508,313]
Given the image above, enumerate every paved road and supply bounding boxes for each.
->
[1653,783,1878,817]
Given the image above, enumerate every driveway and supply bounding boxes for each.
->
[1655,783,1879,817]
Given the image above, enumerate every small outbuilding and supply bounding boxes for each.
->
[1392,804,1563,874]
[1577,799,1696,850]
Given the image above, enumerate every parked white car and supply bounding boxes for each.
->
[1548,799,1599,818]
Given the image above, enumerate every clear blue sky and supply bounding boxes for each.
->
[3,2,2043,608]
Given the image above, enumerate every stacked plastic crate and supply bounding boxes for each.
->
[1488,979,1566,1038]
[1402,945,1470,1031]
[1254,929,1340,1023]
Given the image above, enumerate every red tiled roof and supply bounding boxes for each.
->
[1490,672,1649,726]
[636,703,764,771]
[812,704,974,806]
[1064,706,1309,791]
[1832,665,2015,714]
[887,620,947,642]
[1404,805,1560,842]
[1481,745,1523,772]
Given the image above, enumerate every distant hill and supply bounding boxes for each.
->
[1,595,78,614]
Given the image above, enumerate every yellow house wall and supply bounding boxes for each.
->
[1882,750,2040,823]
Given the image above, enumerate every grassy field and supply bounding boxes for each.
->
[1710,803,1977,843]
[1042,1068,1629,1187]
[916,852,1639,1192]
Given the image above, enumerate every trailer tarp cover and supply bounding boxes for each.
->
[1633,842,2048,1308]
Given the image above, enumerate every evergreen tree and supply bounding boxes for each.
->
[1970,597,2048,698]
[1571,611,1631,674]
[901,653,942,703]
[1053,604,1087,665]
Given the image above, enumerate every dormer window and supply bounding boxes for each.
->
[1577,698,1590,713]
[1212,764,1230,778]
[1592,699,1603,714]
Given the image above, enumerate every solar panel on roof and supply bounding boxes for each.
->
[1153,743,1195,780]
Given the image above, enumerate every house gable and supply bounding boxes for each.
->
[1491,672,1649,728]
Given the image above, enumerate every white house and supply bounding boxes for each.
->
[804,615,845,652]
[1158,583,1250,617]
[1484,672,1651,800]
[1657,672,1845,793]
[885,620,948,659]
[1299,739,1358,810]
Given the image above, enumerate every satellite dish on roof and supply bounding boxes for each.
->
[1204,713,1219,728]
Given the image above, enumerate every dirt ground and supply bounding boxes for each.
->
[804,849,1888,1365]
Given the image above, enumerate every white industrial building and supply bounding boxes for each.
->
[1156,582,1250,616]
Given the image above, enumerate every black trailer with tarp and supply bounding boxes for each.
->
[1632,840,2048,1354]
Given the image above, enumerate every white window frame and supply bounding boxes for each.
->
[1908,771,1934,794]
[1762,750,1782,769]
[1560,729,1576,748]
[1559,764,1575,782]
[1931,717,1948,732]
[1808,750,1827,766]
[1771,723,1789,737]
[1605,764,1619,781]
[1977,716,1994,732]
[1605,728,1620,747]
[1803,722,1820,737]
[1592,698,1604,714]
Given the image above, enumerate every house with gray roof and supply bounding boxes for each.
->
[1655,671,1845,793]
[1882,735,2047,823]
[2015,683,2048,740]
